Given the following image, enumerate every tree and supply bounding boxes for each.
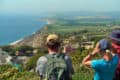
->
[1,46,13,52]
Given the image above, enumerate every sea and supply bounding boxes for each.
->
[0,15,46,46]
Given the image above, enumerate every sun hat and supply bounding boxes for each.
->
[46,34,60,43]
[109,30,120,42]
[99,39,111,51]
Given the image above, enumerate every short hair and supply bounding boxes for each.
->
[46,34,60,49]
[46,39,60,50]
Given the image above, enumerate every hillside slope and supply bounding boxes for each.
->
[12,16,120,48]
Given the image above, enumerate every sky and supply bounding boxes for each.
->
[0,0,120,14]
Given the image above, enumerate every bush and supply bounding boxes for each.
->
[10,71,39,80]
[14,46,33,52]
[0,65,18,80]
[0,64,39,80]
[0,48,96,80]
[0,65,13,73]
[25,52,45,70]
[1,46,13,52]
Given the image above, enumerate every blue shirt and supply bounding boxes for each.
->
[91,55,119,80]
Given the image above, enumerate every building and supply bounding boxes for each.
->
[80,41,94,49]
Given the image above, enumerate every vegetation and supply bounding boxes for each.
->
[0,16,120,80]
[0,64,39,80]
[0,49,95,80]
[25,52,45,70]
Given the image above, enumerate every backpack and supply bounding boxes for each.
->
[44,53,67,80]
[112,43,120,80]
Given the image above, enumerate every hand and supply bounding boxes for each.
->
[91,42,100,55]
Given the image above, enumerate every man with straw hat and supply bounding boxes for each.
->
[36,34,74,80]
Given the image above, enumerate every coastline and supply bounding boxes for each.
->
[10,39,24,45]
[9,19,52,46]
[9,30,38,46]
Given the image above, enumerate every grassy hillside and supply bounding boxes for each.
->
[0,16,120,80]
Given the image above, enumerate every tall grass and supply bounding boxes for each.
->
[72,65,94,80]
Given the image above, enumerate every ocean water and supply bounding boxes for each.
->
[0,15,46,46]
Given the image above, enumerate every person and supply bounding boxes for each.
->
[63,44,75,55]
[10,51,23,72]
[82,39,119,80]
[36,34,74,80]
[108,30,120,80]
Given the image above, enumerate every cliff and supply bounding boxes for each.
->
[13,26,48,48]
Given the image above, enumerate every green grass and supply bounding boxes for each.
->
[47,19,112,33]
[0,64,94,80]
[72,66,94,80]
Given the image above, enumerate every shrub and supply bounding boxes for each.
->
[25,52,45,71]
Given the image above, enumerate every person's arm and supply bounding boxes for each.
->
[82,50,98,67]
[65,55,74,80]
[82,53,93,67]
[82,43,100,67]
[36,56,47,79]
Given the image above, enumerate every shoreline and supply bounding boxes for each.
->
[9,30,38,46]
[9,19,52,46]
[10,39,24,45]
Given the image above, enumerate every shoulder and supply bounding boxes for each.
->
[91,59,104,69]
[92,59,104,64]
[37,56,48,65]
[64,54,71,60]
[112,54,119,62]
[38,56,47,61]
[114,54,119,58]
[112,54,119,60]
